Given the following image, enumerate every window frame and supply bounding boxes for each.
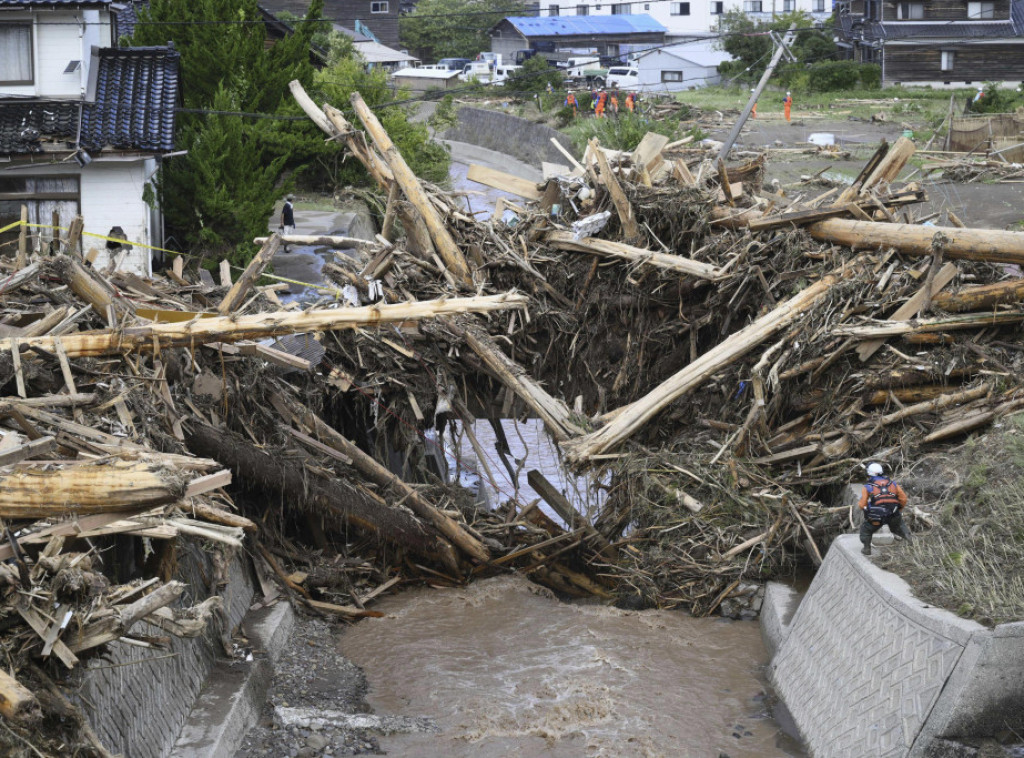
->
[897,2,924,19]
[940,50,954,70]
[711,1,724,12]
[370,1,389,13]
[744,0,764,12]
[671,1,691,14]
[661,70,683,82]
[576,4,589,14]
[782,0,796,11]
[967,1,995,18]
[813,0,825,10]
[612,2,632,14]
[549,3,560,14]
[0,23,35,86]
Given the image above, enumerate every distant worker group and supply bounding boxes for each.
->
[564,88,640,119]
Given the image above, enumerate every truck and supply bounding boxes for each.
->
[563,57,608,87]
[458,61,521,85]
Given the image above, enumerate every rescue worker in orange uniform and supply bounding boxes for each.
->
[595,89,608,118]
[751,88,757,118]
[858,462,913,556]
[565,91,578,118]
[625,92,636,113]
[783,91,793,122]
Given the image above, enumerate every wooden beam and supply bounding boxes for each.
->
[0,294,527,358]
[466,164,542,200]
[591,139,641,245]
[545,231,720,280]
[218,234,281,315]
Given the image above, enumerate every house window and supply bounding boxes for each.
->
[662,70,683,82]
[941,50,954,70]
[0,176,80,252]
[0,24,33,85]
[612,3,632,13]
[549,3,560,14]
[968,1,995,18]
[577,4,589,14]
[813,0,825,10]
[897,2,924,18]
[671,2,691,13]
[370,1,388,12]
[711,1,724,12]
[744,1,763,11]
[783,0,795,9]
[645,2,651,7]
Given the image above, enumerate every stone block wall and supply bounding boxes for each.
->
[69,540,255,758]
[440,107,576,169]
[768,535,1024,758]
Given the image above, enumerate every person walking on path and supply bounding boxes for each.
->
[279,195,296,235]
[783,91,792,123]
[858,462,912,555]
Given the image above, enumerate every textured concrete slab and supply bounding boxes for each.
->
[769,535,1024,758]
[170,601,295,758]
[760,581,801,660]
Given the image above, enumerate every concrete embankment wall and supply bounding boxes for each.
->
[70,541,255,758]
[764,535,1024,758]
[440,107,576,169]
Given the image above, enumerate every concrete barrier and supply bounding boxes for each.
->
[768,534,1024,758]
[70,541,256,758]
[440,107,576,169]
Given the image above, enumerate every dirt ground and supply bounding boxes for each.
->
[709,116,1024,230]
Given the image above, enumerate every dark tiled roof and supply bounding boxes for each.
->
[0,47,179,155]
[113,0,146,41]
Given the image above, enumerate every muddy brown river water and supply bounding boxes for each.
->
[340,575,805,757]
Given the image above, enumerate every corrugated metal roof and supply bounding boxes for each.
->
[501,14,666,38]
[0,46,179,155]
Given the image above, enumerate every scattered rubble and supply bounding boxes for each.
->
[2,78,1024,754]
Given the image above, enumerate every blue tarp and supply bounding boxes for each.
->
[502,14,666,37]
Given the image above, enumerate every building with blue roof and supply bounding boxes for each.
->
[489,14,667,59]
[0,0,180,274]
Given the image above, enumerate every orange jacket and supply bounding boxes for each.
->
[858,477,908,510]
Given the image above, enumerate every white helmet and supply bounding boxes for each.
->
[867,462,884,476]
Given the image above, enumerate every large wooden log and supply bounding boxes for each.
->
[0,670,38,721]
[218,234,282,315]
[711,205,1024,265]
[591,139,642,244]
[274,395,490,564]
[253,234,379,250]
[0,294,527,358]
[184,422,454,570]
[350,92,474,287]
[931,278,1024,312]
[836,311,1024,339]
[563,257,867,462]
[50,254,134,319]
[544,231,721,280]
[0,458,186,517]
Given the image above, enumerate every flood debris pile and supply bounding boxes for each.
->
[2,81,1024,752]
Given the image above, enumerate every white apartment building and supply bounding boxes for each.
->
[535,0,833,39]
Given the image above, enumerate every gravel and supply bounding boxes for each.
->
[234,614,382,757]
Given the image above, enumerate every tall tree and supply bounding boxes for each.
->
[132,0,323,262]
[400,0,528,62]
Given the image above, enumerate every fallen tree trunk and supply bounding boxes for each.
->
[273,394,491,565]
[0,458,186,517]
[253,234,379,250]
[50,255,134,320]
[0,294,527,358]
[564,257,868,462]
[184,422,455,571]
[931,278,1024,312]
[451,322,584,441]
[544,231,721,279]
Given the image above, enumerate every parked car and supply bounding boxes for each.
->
[437,58,471,71]
[606,65,639,89]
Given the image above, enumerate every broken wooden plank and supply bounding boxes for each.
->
[591,138,641,245]
[0,435,55,467]
[218,234,282,315]
[545,231,721,280]
[466,164,543,201]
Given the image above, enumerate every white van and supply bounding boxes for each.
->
[459,62,521,84]
[606,65,639,89]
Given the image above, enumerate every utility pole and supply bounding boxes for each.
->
[717,23,797,167]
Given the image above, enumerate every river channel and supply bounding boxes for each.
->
[340,575,805,757]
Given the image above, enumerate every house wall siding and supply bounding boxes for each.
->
[80,160,154,275]
[637,50,722,89]
[885,41,1024,82]
[326,0,399,48]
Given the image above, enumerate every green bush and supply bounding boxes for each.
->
[428,94,460,131]
[807,60,862,92]
[504,56,565,94]
[859,63,882,89]
[564,110,680,153]
[970,83,1024,113]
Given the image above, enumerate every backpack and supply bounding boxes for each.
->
[865,478,901,524]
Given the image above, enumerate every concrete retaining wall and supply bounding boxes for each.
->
[766,535,1024,758]
[70,540,255,758]
[440,107,576,169]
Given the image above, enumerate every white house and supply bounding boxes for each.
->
[533,0,833,39]
[0,0,180,275]
[633,38,733,90]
